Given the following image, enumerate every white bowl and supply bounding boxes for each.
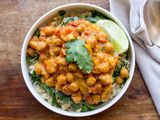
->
[21,3,135,117]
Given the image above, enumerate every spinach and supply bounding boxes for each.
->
[71,102,81,110]
[40,83,54,95]
[56,91,68,100]
[61,16,79,25]
[26,53,39,64]
[85,16,102,23]
[83,10,106,23]
[113,60,129,78]
[82,101,95,110]
[81,104,89,112]
[58,10,66,18]
[30,71,41,83]
[34,29,40,37]
[63,97,71,104]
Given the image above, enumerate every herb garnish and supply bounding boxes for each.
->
[65,39,93,73]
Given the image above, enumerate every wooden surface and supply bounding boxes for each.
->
[0,0,159,120]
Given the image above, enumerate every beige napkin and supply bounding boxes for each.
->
[109,0,160,115]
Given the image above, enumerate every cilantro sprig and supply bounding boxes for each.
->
[65,39,93,73]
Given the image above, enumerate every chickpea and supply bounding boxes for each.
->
[69,82,79,92]
[108,57,116,69]
[99,74,113,85]
[45,77,54,87]
[55,56,67,66]
[29,38,47,51]
[104,42,114,53]
[66,73,74,82]
[59,66,68,73]
[98,62,110,73]
[77,24,85,32]
[57,74,67,85]
[120,67,129,78]
[115,76,123,85]
[101,92,110,102]
[43,72,50,79]
[90,83,103,94]
[39,53,47,62]
[104,84,113,94]
[93,57,100,66]
[86,38,97,48]
[34,62,46,75]
[94,44,101,52]
[96,52,105,61]
[44,59,57,74]
[68,64,78,72]
[85,43,92,54]
[60,48,66,56]
[62,85,72,95]
[55,83,62,91]
[71,93,82,104]
[42,26,54,36]
[27,48,35,57]
[97,31,108,43]
[86,76,96,86]
[51,36,63,46]
[36,41,47,51]
[92,95,101,104]
[74,72,84,79]
[49,47,61,56]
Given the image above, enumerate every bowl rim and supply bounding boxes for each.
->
[21,3,135,117]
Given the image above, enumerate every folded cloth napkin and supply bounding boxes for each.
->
[109,0,160,115]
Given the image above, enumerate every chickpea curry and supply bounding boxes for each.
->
[26,10,129,112]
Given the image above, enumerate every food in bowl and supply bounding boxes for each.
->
[26,10,130,112]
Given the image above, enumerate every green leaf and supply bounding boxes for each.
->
[51,92,57,106]
[58,10,66,18]
[34,29,40,37]
[61,16,79,25]
[113,59,129,78]
[26,53,39,64]
[29,71,41,83]
[71,102,81,110]
[82,101,95,110]
[85,16,102,23]
[56,91,68,100]
[81,104,89,112]
[82,10,106,23]
[63,97,71,104]
[65,39,93,73]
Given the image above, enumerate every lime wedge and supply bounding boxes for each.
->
[96,20,129,54]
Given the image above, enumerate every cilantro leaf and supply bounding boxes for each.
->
[65,39,93,73]
[61,16,79,25]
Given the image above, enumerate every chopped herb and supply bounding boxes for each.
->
[65,39,93,73]
[71,102,81,110]
[113,60,129,78]
[26,53,39,64]
[85,16,102,23]
[29,71,41,83]
[58,10,66,18]
[81,104,89,112]
[82,10,106,23]
[63,97,71,104]
[82,101,95,110]
[40,83,54,95]
[34,29,40,37]
[56,91,68,100]
[61,16,79,25]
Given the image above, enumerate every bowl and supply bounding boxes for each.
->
[21,3,135,117]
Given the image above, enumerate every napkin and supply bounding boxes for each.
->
[109,0,160,115]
